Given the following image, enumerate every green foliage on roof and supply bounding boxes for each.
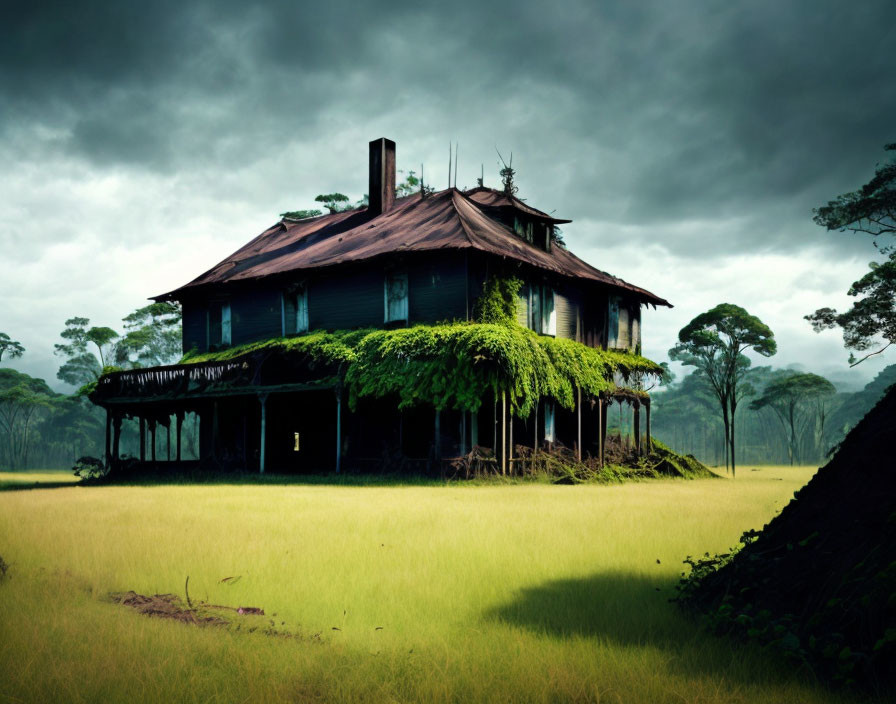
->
[176,323,661,416]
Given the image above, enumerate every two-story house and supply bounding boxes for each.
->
[91,138,670,474]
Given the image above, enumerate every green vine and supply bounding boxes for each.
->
[474,276,522,325]
[170,321,661,416]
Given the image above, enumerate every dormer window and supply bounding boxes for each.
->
[384,271,408,324]
[514,216,551,252]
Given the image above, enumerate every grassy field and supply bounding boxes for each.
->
[0,466,880,703]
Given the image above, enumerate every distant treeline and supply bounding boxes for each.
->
[651,364,896,467]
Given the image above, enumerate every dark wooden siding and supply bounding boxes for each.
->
[310,269,382,330]
[232,289,281,346]
[409,255,468,323]
[182,303,206,354]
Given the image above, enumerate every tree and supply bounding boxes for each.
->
[280,208,322,220]
[0,369,54,469]
[314,193,351,214]
[116,302,182,367]
[813,143,895,238]
[750,371,836,465]
[0,333,25,363]
[669,304,776,477]
[54,317,119,387]
[808,142,896,365]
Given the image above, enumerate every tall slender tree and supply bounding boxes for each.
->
[670,304,776,477]
[0,333,24,363]
[750,371,836,465]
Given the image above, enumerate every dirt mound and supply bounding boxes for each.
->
[109,589,273,627]
[678,385,896,689]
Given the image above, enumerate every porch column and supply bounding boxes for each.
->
[634,403,641,456]
[598,397,604,468]
[166,420,171,462]
[259,394,268,474]
[150,419,157,463]
[335,390,342,473]
[112,415,122,464]
[105,409,112,467]
[176,411,184,463]
[459,410,467,457]
[501,391,507,476]
[139,417,146,462]
[508,409,513,475]
[645,401,652,454]
[576,386,582,462]
[434,408,441,465]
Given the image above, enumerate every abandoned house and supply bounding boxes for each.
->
[90,138,671,474]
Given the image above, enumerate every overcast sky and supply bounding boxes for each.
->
[1,0,894,392]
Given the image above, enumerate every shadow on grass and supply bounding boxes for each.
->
[0,480,82,492]
[485,570,817,690]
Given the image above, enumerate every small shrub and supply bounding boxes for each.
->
[72,456,106,480]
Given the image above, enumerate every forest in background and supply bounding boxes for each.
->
[648,363,896,467]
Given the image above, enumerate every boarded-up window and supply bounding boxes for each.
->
[384,271,408,324]
[617,305,630,350]
[208,301,231,347]
[282,286,309,335]
[607,296,620,348]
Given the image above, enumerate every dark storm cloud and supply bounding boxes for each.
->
[1,0,894,249]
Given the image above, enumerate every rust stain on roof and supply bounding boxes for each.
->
[158,187,670,307]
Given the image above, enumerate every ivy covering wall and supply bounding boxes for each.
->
[174,276,661,416]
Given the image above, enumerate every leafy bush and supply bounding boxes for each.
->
[72,456,106,479]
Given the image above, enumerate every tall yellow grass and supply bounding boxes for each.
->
[0,467,876,703]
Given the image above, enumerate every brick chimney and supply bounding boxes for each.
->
[368,137,396,216]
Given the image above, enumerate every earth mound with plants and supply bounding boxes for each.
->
[677,385,896,689]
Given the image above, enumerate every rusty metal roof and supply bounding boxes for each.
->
[157,187,670,307]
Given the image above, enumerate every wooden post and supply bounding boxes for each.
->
[434,408,441,464]
[176,411,183,463]
[646,401,652,454]
[166,420,171,462]
[598,398,604,468]
[459,410,467,457]
[139,417,146,462]
[576,386,582,462]
[335,391,342,473]
[508,410,513,475]
[150,420,156,463]
[501,391,507,476]
[112,415,122,463]
[212,401,219,461]
[105,409,111,467]
[634,404,641,456]
[259,395,267,474]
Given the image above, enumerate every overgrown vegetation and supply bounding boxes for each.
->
[178,321,661,418]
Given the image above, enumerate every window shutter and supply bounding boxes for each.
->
[221,303,232,345]
[296,287,309,333]
[384,272,408,323]
[541,288,556,336]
